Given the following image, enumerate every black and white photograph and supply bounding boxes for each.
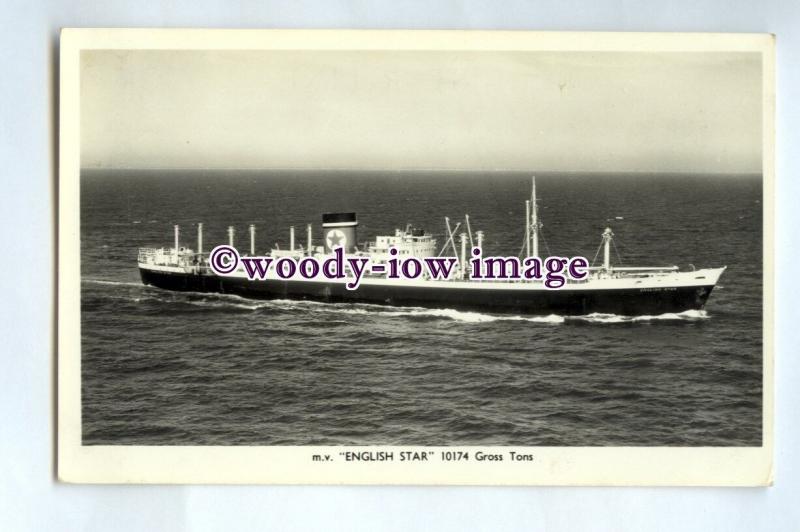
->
[58,29,773,484]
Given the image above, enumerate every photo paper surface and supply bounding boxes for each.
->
[58,29,774,485]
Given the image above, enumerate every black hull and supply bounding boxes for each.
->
[139,268,716,316]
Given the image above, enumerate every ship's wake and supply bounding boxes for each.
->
[338,307,565,324]
[83,279,144,288]
[567,310,709,323]
[337,307,708,324]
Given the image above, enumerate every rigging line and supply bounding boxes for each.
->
[611,237,631,253]
[612,239,624,265]
[437,221,461,257]
[465,215,475,249]
[538,225,552,256]
[517,231,527,259]
[448,221,460,258]
[590,240,603,267]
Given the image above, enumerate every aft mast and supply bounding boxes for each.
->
[602,227,614,271]
[525,199,531,257]
[531,176,539,259]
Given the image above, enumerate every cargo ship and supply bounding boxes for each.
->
[137,178,725,316]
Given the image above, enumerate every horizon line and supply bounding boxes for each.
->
[80,166,763,176]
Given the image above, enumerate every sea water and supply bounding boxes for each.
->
[80,170,762,446]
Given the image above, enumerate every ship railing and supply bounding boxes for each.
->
[269,248,308,259]
[587,266,679,271]
[138,247,199,267]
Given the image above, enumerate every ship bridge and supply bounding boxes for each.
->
[368,227,437,263]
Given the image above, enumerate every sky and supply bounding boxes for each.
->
[80,50,762,173]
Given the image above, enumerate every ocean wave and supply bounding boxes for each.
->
[180,298,274,311]
[380,308,566,324]
[568,310,709,323]
[134,293,277,311]
[83,278,143,287]
[336,306,709,324]
[338,306,708,324]
[339,306,565,324]
[131,293,565,324]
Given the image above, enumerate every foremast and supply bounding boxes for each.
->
[602,227,614,271]
[525,176,542,259]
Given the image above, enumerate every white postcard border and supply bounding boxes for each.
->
[58,29,774,485]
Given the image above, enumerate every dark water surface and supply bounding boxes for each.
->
[81,170,762,446]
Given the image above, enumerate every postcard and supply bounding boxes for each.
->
[58,29,774,484]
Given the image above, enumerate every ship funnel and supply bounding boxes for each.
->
[322,212,358,253]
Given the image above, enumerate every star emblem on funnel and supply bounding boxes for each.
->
[326,229,347,249]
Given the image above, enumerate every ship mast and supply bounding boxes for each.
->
[249,224,256,256]
[602,227,613,271]
[524,199,531,257]
[460,232,467,279]
[531,176,539,259]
